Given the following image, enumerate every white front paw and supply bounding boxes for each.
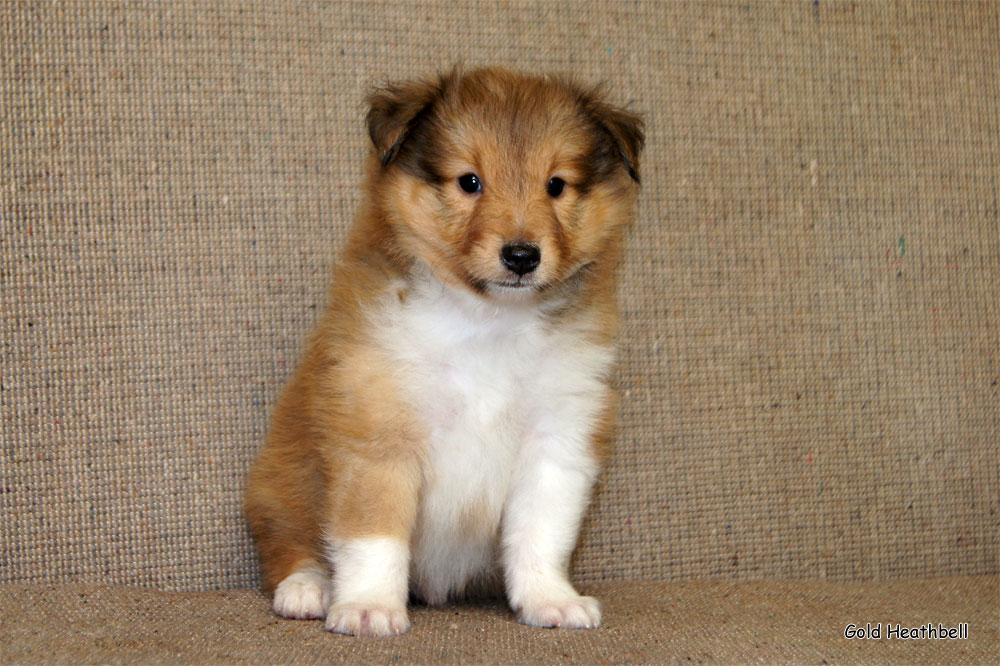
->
[273,569,331,620]
[517,594,601,629]
[325,603,410,636]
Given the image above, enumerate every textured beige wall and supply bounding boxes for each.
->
[2,1,997,591]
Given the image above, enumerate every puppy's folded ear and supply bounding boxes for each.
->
[595,103,645,184]
[577,89,645,184]
[367,76,446,169]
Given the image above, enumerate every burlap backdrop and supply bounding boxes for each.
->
[2,2,997,592]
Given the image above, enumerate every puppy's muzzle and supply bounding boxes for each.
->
[500,242,541,276]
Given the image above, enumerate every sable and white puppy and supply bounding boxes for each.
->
[245,67,643,636]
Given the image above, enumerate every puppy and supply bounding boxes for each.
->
[245,67,643,636]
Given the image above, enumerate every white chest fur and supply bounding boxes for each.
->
[369,277,613,603]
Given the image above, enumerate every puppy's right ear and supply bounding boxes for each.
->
[366,77,444,169]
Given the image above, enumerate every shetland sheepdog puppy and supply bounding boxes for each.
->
[245,67,643,636]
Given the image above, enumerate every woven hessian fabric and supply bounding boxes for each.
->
[1,578,997,665]
[2,1,998,592]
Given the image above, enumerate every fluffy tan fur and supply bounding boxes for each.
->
[245,66,642,615]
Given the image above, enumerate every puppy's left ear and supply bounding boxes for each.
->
[366,75,445,168]
[596,103,644,183]
[579,91,645,184]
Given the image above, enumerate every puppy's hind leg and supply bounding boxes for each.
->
[272,559,332,620]
[245,511,330,620]
[245,469,329,620]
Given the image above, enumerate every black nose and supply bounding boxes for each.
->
[500,243,541,276]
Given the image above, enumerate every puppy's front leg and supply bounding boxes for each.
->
[324,455,420,637]
[502,452,601,629]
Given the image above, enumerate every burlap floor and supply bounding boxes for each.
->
[2,577,997,665]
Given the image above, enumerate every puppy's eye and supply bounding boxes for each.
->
[457,173,482,194]
[546,177,566,198]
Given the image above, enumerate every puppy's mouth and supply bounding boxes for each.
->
[492,280,535,289]
[487,277,540,293]
[460,273,540,296]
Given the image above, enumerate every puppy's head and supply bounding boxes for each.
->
[367,67,643,299]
